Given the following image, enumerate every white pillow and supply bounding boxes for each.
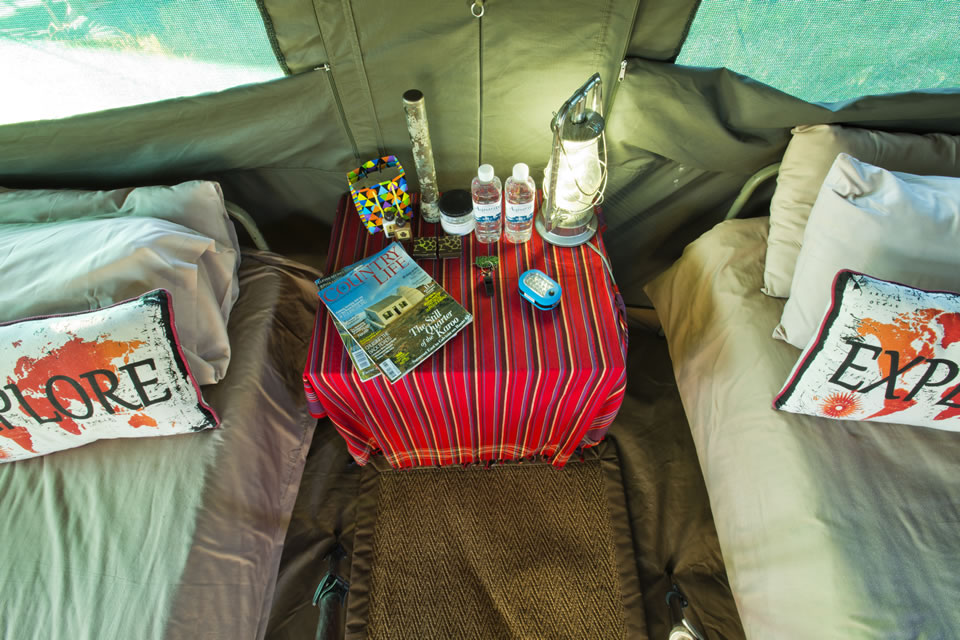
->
[0,181,239,253]
[0,181,239,385]
[763,124,960,298]
[775,154,960,349]
[0,217,234,385]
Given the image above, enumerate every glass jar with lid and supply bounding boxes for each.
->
[439,189,475,236]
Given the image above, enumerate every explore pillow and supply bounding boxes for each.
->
[774,271,960,431]
[0,290,219,463]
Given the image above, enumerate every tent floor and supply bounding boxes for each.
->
[265,326,745,639]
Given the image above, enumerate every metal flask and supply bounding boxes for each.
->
[402,89,441,223]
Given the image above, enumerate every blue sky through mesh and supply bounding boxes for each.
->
[677,0,960,103]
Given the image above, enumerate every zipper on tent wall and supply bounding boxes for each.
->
[338,0,385,156]
[605,0,642,118]
[316,64,361,162]
[605,60,628,119]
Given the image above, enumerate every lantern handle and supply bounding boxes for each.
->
[557,73,607,208]
[564,73,603,123]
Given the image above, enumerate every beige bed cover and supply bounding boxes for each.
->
[646,217,960,638]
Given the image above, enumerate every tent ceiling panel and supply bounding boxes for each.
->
[261,0,327,73]
[341,1,481,192]
[480,0,638,179]
[625,0,700,61]
[309,1,387,158]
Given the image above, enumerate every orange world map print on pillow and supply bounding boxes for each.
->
[0,289,218,463]
[775,271,960,431]
[856,308,960,421]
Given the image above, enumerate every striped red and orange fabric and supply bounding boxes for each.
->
[304,193,627,468]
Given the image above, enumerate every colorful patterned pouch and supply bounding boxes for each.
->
[347,155,414,234]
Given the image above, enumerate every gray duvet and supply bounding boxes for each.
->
[0,251,319,640]
[646,217,960,638]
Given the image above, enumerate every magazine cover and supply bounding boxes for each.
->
[316,262,381,381]
[318,242,472,383]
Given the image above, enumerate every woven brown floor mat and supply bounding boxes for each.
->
[345,457,633,639]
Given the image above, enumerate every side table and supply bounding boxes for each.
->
[304,193,627,468]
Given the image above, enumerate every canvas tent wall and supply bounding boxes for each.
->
[2,0,959,302]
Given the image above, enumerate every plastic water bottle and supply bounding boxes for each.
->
[504,163,536,243]
[471,164,502,243]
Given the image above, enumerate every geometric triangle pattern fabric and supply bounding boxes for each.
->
[347,155,414,234]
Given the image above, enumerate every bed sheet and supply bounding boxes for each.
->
[0,251,319,640]
[645,217,960,638]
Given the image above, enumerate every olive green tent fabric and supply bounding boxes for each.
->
[261,0,700,71]
[0,72,351,211]
[608,60,960,175]
[602,59,960,302]
[317,2,481,185]
[263,0,326,73]
[478,1,637,170]
[626,0,701,60]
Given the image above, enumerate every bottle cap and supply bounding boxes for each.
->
[478,164,494,182]
[512,163,529,181]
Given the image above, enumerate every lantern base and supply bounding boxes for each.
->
[535,211,597,247]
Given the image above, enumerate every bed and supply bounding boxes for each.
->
[646,178,960,635]
[0,184,320,639]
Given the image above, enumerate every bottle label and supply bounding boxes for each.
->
[505,201,535,224]
[473,201,501,223]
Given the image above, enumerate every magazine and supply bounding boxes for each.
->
[315,262,381,381]
[317,242,473,383]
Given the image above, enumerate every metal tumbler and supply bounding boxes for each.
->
[402,89,441,223]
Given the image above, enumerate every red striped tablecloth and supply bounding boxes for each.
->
[304,193,627,468]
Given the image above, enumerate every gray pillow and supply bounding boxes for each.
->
[0,182,239,384]
[775,154,960,349]
[763,124,960,298]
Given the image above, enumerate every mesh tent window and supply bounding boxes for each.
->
[676,0,960,104]
[0,0,284,125]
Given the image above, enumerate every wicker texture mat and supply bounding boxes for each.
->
[359,459,627,639]
[267,330,742,640]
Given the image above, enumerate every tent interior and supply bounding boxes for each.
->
[3,1,960,638]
